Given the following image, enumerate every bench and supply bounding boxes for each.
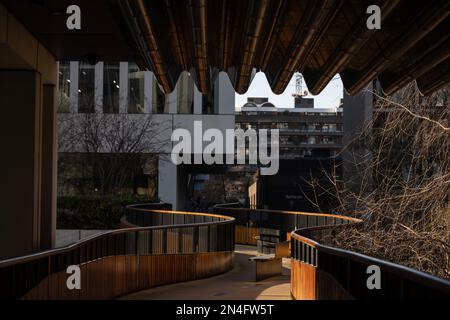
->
[249,254,282,282]
[256,228,281,254]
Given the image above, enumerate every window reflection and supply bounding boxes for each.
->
[128,63,145,113]
[103,62,120,113]
[78,62,95,113]
[152,76,167,114]
[58,61,70,113]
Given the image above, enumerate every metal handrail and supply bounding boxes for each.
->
[213,205,360,254]
[0,203,236,300]
[0,205,234,268]
[214,206,361,221]
[214,205,450,298]
[291,222,450,299]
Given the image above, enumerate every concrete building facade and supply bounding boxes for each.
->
[237,97,343,160]
[57,61,236,211]
[233,97,344,211]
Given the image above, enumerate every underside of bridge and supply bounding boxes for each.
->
[1,0,449,96]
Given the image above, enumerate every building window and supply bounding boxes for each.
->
[58,61,70,113]
[128,63,145,113]
[308,137,317,144]
[78,62,95,113]
[103,62,120,113]
[280,136,290,144]
[323,124,337,132]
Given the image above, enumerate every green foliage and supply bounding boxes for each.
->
[57,195,157,230]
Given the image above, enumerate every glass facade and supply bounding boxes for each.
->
[56,61,230,115]
[78,62,95,113]
[103,62,120,113]
[58,62,70,113]
[128,63,145,113]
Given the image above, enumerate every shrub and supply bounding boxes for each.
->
[57,195,157,230]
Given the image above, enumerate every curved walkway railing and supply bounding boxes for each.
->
[291,223,450,300]
[0,204,234,300]
[213,205,356,247]
[214,205,450,300]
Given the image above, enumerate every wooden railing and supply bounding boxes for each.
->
[0,204,235,300]
[291,223,450,300]
[213,205,355,247]
[3,202,448,300]
[214,205,450,300]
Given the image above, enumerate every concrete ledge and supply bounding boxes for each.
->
[249,254,283,282]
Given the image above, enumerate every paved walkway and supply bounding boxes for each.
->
[121,245,291,300]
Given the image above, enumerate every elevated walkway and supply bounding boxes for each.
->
[1,203,449,300]
[122,245,291,300]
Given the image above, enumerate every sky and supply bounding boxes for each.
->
[235,73,344,110]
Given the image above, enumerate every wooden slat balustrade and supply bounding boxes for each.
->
[0,204,235,300]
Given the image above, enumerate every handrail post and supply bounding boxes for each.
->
[163,228,168,254]
[193,226,199,253]
[207,225,210,253]
[178,228,183,254]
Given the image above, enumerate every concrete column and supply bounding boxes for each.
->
[144,71,153,114]
[167,83,178,114]
[69,61,79,113]
[0,71,43,259]
[176,165,187,211]
[218,72,235,115]
[158,158,178,209]
[343,83,374,199]
[94,62,104,113]
[119,62,129,114]
[194,84,202,115]
[40,84,57,251]
[343,83,374,145]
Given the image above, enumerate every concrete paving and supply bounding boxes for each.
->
[121,245,291,300]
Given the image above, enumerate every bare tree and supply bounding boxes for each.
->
[58,112,171,195]
[306,83,450,279]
